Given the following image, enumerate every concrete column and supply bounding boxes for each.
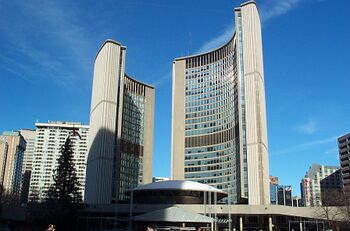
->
[299,222,303,231]
[209,190,212,218]
[268,217,273,231]
[239,217,243,231]
[214,191,217,231]
[204,191,207,216]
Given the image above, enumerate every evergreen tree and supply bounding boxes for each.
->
[47,136,82,203]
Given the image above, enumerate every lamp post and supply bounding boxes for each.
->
[228,183,232,231]
[129,189,133,230]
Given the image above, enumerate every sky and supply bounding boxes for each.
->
[0,0,349,196]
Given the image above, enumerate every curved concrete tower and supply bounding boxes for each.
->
[85,40,155,204]
[171,1,269,205]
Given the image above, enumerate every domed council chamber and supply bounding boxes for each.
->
[127,180,227,204]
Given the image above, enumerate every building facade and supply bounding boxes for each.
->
[320,169,343,206]
[269,176,293,207]
[300,164,339,207]
[277,185,292,206]
[338,133,350,195]
[0,137,8,191]
[0,131,26,195]
[19,129,36,175]
[78,181,341,231]
[171,1,269,205]
[269,176,278,205]
[84,40,155,204]
[28,121,89,201]
[19,129,36,203]
[292,196,302,207]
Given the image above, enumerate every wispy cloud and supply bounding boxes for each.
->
[153,71,172,87]
[259,0,303,23]
[294,119,318,134]
[196,25,234,54]
[0,0,94,88]
[324,147,338,155]
[195,0,325,54]
[270,135,338,156]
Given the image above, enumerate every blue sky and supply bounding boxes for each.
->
[0,0,349,196]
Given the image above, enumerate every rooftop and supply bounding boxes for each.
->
[133,180,227,194]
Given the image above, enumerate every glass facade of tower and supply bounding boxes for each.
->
[270,183,277,205]
[172,1,270,205]
[118,75,147,201]
[183,37,243,202]
[236,11,249,198]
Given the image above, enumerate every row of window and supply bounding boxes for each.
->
[185,52,235,75]
[185,150,233,161]
[185,80,232,96]
[185,112,231,125]
[185,100,234,119]
[185,99,230,113]
[185,142,231,154]
[185,70,233,87]
[185,123,232,137]
[185,90,231,107]
[185,116,232,131]
[185,171,236,180]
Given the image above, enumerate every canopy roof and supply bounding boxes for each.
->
[133,180,226,194]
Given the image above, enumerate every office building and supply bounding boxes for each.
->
[338,133,350,195]
[292,196,302,207]
[0,131,26,195]
[277,185,292,206]
[84,40,155,204]
[28,121,89,201]
[19,129,36,203]
[300,164,339,206]
[269,176,293,206]
[171,1,269,205]
[269,176,278,205]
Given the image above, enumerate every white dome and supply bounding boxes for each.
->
[133,180,226,194]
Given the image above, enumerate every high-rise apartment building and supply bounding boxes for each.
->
[0,137,9,191]
[19,129,36,202]
[0,131,26,195]
[28,121,89,201]
[300,164,339,206]
[338,133,350,195]
[300,178,310,207]
[320,169,343,206]
[85,40,155,204]
[171,1,269,205]
[19,129,36,174]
